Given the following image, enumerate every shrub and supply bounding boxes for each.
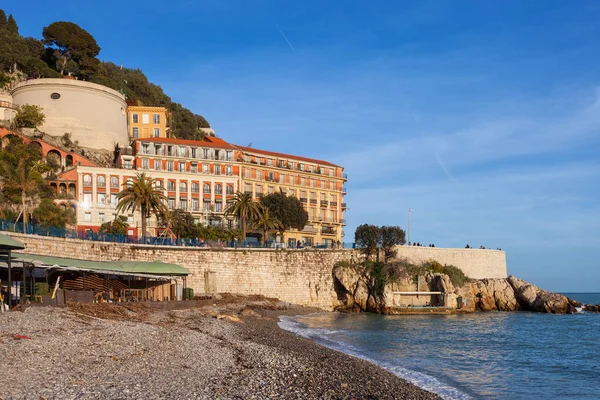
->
[441,264,469,288]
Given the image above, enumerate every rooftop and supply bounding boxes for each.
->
[134,136,235,150]
[235,145,341,168]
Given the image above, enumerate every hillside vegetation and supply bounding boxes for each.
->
[0,9,209,140]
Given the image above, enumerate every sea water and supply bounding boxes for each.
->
[279,293,600,400]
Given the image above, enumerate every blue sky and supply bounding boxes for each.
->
[7,0,600,291]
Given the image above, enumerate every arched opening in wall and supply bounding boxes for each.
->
[50,182,58,194]
[59,183,67,196]
[46,149,62,170]
[68,183,76,198]
[65,154,73,167]
[60,203,67,210]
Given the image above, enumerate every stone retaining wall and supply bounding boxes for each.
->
[3,233,507,310]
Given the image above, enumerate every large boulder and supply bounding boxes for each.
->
[354,279,370,311]
[532,291,570,314]
[472,278,520,312]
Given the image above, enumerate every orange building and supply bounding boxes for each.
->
[126,106,168,140]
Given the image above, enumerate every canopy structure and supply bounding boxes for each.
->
[0,234,25,250]
[12,253,190,277]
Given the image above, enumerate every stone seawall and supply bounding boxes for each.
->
[3,233,507,310]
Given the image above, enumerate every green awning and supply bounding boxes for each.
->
[0,233,25,250]
[118,260,190,276]
[14,254,190,276]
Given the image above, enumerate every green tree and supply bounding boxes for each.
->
[23,57,60,79]
[251,205,281,246]
[166,209,197,239]
[6,14,18,35]
[224,191,261,241]
[0,137,49,230]
[355,224,381,261]
[380,225,406,262]
[32,199,74,228]
[42,21,100,76]
[115,172,167,240]
[14,104,45,128]
[0,10,6,30]
[260,191,308,232]
[99,215,129,236]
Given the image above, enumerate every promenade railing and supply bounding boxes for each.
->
[0,220,355,250]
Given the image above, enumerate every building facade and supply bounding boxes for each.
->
[127,106,168,140]
[235,146,347,246]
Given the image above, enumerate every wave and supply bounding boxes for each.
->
[278,316,472,400]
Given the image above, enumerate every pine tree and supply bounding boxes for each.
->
[6,14,18,35]
[0,9,7,28]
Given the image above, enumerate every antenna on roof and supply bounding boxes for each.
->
[247,142,252,147]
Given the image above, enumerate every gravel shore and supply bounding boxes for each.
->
[0,299,439,400]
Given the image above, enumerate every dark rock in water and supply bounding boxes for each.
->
[584,304,600,312]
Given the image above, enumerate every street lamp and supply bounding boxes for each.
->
[408,208,413,245]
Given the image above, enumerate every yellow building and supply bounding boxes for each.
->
[236,145,347,247]
[127,106,168,140]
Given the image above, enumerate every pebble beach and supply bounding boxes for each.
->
[0,298,438,400]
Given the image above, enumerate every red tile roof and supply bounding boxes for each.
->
[235,145,340,168]
[135,136,235,149]
[56,168,78,181]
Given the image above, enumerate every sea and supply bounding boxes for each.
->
[279,293,600,400]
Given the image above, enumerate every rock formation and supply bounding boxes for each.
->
[332,263,589,315]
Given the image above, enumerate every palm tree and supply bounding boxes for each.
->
[251,205,281,247]
[224,191,261,242]
[116,172,167,241]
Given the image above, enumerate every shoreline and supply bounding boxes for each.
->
[0,298,440,399]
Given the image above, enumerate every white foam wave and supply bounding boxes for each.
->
[278,316,472,400]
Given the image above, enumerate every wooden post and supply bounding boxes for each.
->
[7,250,11,309]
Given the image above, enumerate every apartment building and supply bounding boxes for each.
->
[235,146,347,247]
[127,106,168,140]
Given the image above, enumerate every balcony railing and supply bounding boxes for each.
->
[330,201,337,207]
[309,199,317,205]
[342,173,348,179]
[320,200,328,207]
[342,187,347,194]
[341,203,347,209]
[321,227,337,235]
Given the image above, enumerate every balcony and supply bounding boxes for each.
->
[342,173,348,179]
[309,199,317,205]
[342,187,347,194]
[320,200,328,207]
[321,226,337,235]
[341,202,347,209]
[341,219,347,224]
[300,198,307,203]
[330,201,337,207]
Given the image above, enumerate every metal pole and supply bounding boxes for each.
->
[408,208,412,245]
[7,250,11,309]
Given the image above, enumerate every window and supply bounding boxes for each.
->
[226,151,233,161]
[110,176,119,188]
[142,114,149,124]
[256,185,262,195]
[215,184,222,194]
[329,168,334,177]
[289,161,294,169]
[153,114,160,124]
[191,163,198,173]
[153,128,160,137]
[83,193,92,205]
[83,175,92,186]
[84,212,91,222]
[191,148,197,158]
[279,174,285,184]
[289,189,295,197]
[192,199,199,211]
[300,163,305,171]
[245,168,251,179]
[226,185,233,195]
[126,178,133,188]
[215,201,222,212]
[301,177,306,186]
[110,194,118,207]
[226,166,232,176]
[132,127,138,138]
[167,181,176,191]
[215,165,221,175]
[279,160,285,168]
[202,164,209,174]
[330,210,335,222]
[168,198,175,209]
[310,179,315,188]
[179,182,187,192]
[330,194,335,202]
[97,176,105,187]
[123,160,132,169]
[141,144,150,154]
[132,114,138,123]
[97,193,107,204]
[330,181,334,190]
[309,165,314,172]
[321,193,326,201]
[142,159,149,169]
[167,161,174,171]
[179,162,186,172]
[155,180,163,190]
[155,161,162,171]
[321,180,325,189]
[180,199,187,210]
[245,155,250,162]
[301,190,306,199]
[179,146,186,157]
[99,213,105,223]
[258,170,262,180]
[203,184,211,194]
[203,148,210,159]
[203,200,211,211]
[245,183,252,193]
[191,182,199,193]
[268,186,274,194]
[267,159,273,166]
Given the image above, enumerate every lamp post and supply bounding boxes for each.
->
[408,208,412,245]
